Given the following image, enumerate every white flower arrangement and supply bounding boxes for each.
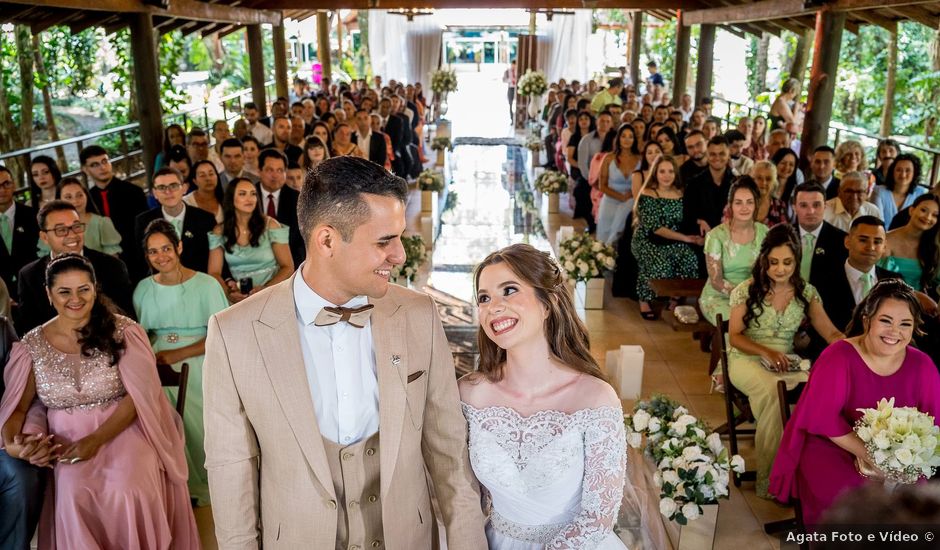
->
[533,170,569,194]
[430,137,453,152]
[854,397,940,484]
[417,169,445,192]
[517,69,548,97]
[557,233,616,283]
[625,395,745,525]
[525,135,544,152]
[430,68,458,95]
[391,235,428,283]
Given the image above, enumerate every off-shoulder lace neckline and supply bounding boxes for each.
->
[461,402,622,421]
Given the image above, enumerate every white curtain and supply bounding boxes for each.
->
[405,19,443,86]
[542,10,592,83]
[368,10,442,85]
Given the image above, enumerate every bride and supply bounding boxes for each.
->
[459,243,628,549]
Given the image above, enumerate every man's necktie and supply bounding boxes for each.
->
[800,233,816,281]
[314,305,374,328]
[860,272,874,298]
[267,194,277,218]
[100,189,111,217]
[0,215,12,254]
[170,218,183,238]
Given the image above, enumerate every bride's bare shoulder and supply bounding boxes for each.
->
[457,371,492,404]
[570,374,622,410]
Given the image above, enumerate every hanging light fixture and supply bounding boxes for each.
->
[525,8,575,22]
[387,8,435,22]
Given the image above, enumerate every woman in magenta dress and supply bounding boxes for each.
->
[0,254,199,549]
[769,279,940,526]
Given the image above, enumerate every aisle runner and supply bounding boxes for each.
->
[452,136,525,147]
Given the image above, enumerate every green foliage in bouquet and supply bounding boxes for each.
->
[417,169,445,192]
[557,233,616,282]
[391,235,429,283]
[431,136,453,152]
[517,70,548,97]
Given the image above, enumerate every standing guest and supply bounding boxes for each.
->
[577,111,614,232]
[646,61,664,99]
[187,129,211,163]
[880,194,940,293]
[48,177,122,257]
[684,135,734,238]
[745,115,768,160]
[870,138,900,189]
[302,136,331,172]
[769,78,801,131]
[134,219,229,507]
[257,149,305,267]
[566,112,595,196]
[590,77,624,114]
[80,145,148,266]
[502,59,517,121]
[728,224,843,499]
[792,182,849,289]
[241,136,262,177]
[154,123,186,170]
[243,102,273,146]
[680,130,708,184]
[834,140,865,179]
[823,172,883,232]
[0,166,39,304]
[632,155,702,319]
[331,123,367,159]
[135,167,216,278]
[700,178,769,326]
[0,254,200,548]
[208,178,293,303]
[16,201,134,334]
[772,147,801,204]
[809,145,840,200]
[596,124,641,244]
[262,116,303,166]
[28,156,61,211]
[184,160,224,225]
[870,153,926,229]
[770,280,940,526]
[219,138,259,190]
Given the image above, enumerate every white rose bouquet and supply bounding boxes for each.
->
[417,169,445,192]
[517,69,548,97]
[533,171,569,194]
[430,68,458,95]
[854,397,940,484]
[625,395,745,525]
[430,137,453,152]
[557,233,616,283]
[391,235,428,283]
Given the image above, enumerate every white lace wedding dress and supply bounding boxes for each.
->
[463,403,628,549]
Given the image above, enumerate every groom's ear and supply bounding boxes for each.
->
[312,224,337,258]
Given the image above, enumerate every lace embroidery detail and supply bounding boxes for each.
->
[490,510,566,544]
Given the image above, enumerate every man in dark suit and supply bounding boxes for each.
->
[352,109,388,168]
[683,135,735,237]
[134,167,216,281]
[0,166,39,303]
[16,201,135,334]
[257,149,304,267]
[810,145,840,200]
[80,145,148,267]
[792,182,848,290]
[380,98,408,178]
[261,116,303,166]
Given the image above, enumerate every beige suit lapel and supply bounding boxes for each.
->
[370,292,406,497]
[256,274,335,500]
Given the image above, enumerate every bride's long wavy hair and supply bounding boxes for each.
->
[472,244,605,383]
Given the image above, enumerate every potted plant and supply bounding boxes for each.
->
[533,170,569,213]
[417,169,445,213]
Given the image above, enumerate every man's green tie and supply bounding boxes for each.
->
[860,271,873,298]
[800,233,815,281]
[171,218,183,238]
[0,214,12,255]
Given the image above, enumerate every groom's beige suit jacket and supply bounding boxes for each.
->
[203,273,487,549]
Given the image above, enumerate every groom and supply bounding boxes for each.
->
[204,156,486,549]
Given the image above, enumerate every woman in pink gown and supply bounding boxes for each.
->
[769,279,940,526]
[0,253,199,549]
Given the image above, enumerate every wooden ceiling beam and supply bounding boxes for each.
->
[180,19,218,37]
[68,13,111,34]
[832,0,940,11]
[1,5,40,20]
[201,23,233,37]
[684,0,809,26]
[252,0,701,9]
[844,17,860,35]
[887,5,940,27]
[158,18,195,35]
[852,9,899,32]
[31,9,80,33]
[4,0,282,26]
[218,24,245,39]
[719,24,746,38]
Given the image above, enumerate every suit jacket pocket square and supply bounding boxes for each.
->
[407,370,426,383]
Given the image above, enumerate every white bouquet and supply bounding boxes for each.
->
[430,136,453,152]
[557,233,616,283]
[517,70,548,97]
[625,395,745,525]
[854,397,940,484]
[533,171,569,194]
[430,68,458,95]
[525,135,544,152]
[417,169,445,192]
[391,235,428,283]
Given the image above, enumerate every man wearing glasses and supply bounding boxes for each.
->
[133,167,216,281]
[823,172,884,232]
[0,166,39,306]
[79,145,148,267]
[15,201,134,334]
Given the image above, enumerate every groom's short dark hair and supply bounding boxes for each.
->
[298,156,408,243]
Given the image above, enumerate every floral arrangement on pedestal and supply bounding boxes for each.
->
[517,70,548,97]
[430,68,458,96]
[533,171,569,194]
[525,135,544,152]
[431,137,453,152]
[391,235,428,284]
[854,397,940,484]
[557,233,616,282]
[417,169,445,192]
[625,395,745,525]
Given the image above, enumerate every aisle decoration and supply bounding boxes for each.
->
[431,136,453,166]
[557,233,616,309]
[854,397,940,484]
[534,170,568,214]
[430,67,458,96]
[517,69,548,97]
[417,169,445,192]
[391,235,428,285]
[525,135,544,152]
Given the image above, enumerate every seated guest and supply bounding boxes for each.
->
[311,121,334,156]
[286,163,304,193]
[792,182,848,290]
[680,130,708,185]
[655,126,686,165]
[134,220,229,507]
[262,116,303,166]
[880,194,940,294]
[823,172,883,232]
[302,136,331,172]
[771,147,800,204]
[809,145,840,200]
[243,102,273,146]
[0,279,8,318]
[242,136,261,176]
[166,144,192,184]
[700,178,769,326]
[729,224,843,499]
[16,201,134,334]
[834,140,865,180]
[257,149,304,267]
[0,166,40,305]
[331,122,367,159]
[684,135,734,238]
[770,280,940,526]
[28,155,61,211]
[870,153,926,229]
[870,138,900,189]
[184,160,224,225]
[154,123,186,171]
[208,178,293,304]
[722,166,788,227]
[352,109,387,167]
[725,130,754,176]
[219,138,259,190]
[46,178,122,256]
[187,128,211,163]
[631,155,701,319]
[888,183,940,230]
[597,124,641,245]
[134,167,217,279]
[0,254,200,547]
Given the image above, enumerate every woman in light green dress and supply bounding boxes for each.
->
[133,219,229,506]
[207,178,294,303]
[727,225,842,498]
[38,177,122,256]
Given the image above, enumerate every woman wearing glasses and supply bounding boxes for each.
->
[133,219,228,506]
[37,177,122,256]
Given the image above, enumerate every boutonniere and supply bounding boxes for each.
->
[15,226,24,233]
[815,247,825,256]
[184,230,194,238]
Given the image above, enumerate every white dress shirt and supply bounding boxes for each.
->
[293,272,380,445]
[845,260,878,305]
[162,204,186,236]
[823,197,883,232]
[248,122,273,146]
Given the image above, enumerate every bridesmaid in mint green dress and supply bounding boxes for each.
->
[39,178,122,256]
[134,219,229,506]
[880,194,940,293]
[207,177,294,303]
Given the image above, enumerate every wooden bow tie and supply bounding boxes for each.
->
[313,304,375,328]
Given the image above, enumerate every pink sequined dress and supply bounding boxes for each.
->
[0,316,200,549]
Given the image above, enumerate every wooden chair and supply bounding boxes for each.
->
[715,314,757,486]
[764,380,808,549]
[157,362,189,417]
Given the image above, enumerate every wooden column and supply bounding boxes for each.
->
[799,8,845,169]
[515,34,538,129]
[672,9,690,105]
[129,12,163,183]
[880,30,898,136]
[789,28,813,83]
[336,13,343,67]
[630,11,643,88]
[694,23,715,109]
[273,23,290,100]
[246,25,268,116]
[317,11,332,84]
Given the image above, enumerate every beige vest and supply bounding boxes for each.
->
[322,432,384,550]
